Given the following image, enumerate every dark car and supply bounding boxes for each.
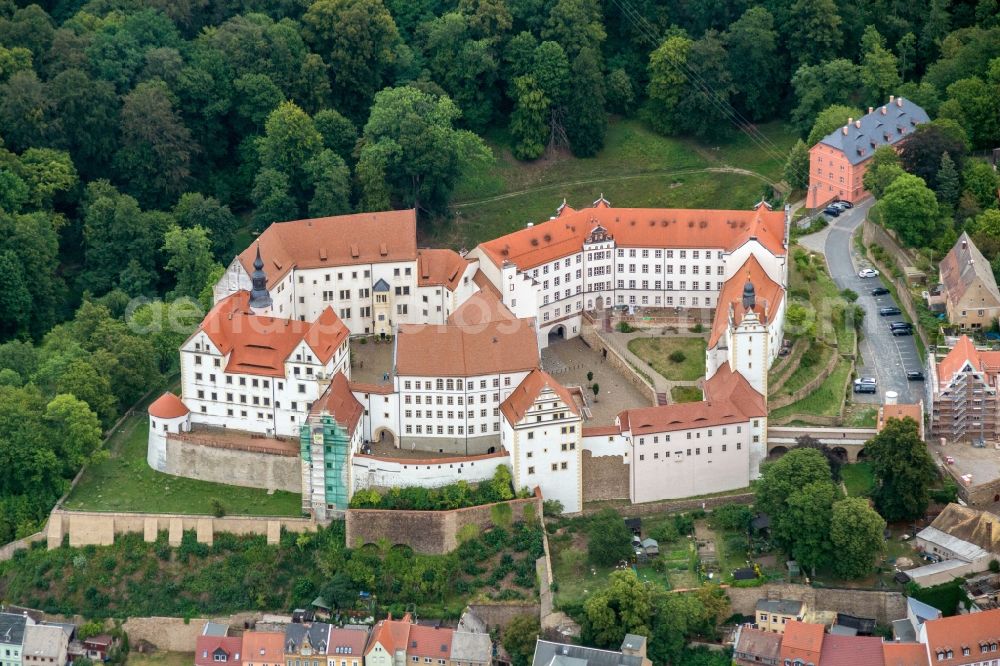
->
[879,306,902,316]
[892,327,914,336]
[837,201,854,209]
[890,321,913,330]
[853,380,877,394]
[823,206,841,217]
[907,371,925,381]
[871,287,890,296]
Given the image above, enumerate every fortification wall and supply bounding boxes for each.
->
[352,452,508,493]
[581,451,629,502]
[726,583,905,625]
[164,436,301,493]
[344,494,542,554]
[46,510,314,549]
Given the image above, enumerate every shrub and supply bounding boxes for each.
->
[587,508,633,566]
[210,498,226,518]
[840,288,858,302]
[617,321,635,333]
[542,499,564,517]
[669,350,687,363]
[689,323,704,333]
[990,559,1000,574]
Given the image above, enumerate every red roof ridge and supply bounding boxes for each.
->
[149,392,189,419]
[500,369,581,425]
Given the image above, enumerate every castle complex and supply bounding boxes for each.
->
[149,198,790,517]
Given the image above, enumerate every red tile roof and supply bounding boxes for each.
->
[878,403,923,434]
[242,632,284,664]
[940,232,1000,311]
[195,636,243,666]
[395,321,539,377]
[472,270,502,300]
[237,210,417,288]
[619,364,764,436]
[448,290,517,327]
[936,335,982,382]
[708,254,784,348]
[406,624,453,659]
[310,372,364,434]
[581,425,622,437]
[922,608,1000,666]
[366,614,412,655]
[779,621,824,663]
[500,369,580,425]
[478,204,787,271]
[417,249,470,291]
[328,628,367,657]
[818,634,885,666]
[148,392,189,419]
[883,642,929,666]
[197,292,348,377]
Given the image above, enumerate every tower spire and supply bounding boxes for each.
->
[249,244,273,312]
[742,270,756,311]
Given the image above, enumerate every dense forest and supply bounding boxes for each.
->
[0,0,998,541]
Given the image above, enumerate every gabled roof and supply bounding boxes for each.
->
[284,622,331,655]
[924,503,1000,556]
[936,335,983,382]
[907,597,942,624]
[0,612,29,645]
[619,364,764,436]
[366,614,412,655]
[734,627,781,662]
[448,290,517,327]
[236,210,417,288]
[530,639,643,666]
[818,635,885,666]
[477,204,787,271]
[878,404,923,432]
[923,607,1000,666]
[779,621,824,662]
[310,372,364,435]
[195,292,348,377]
[22,625,66,659]
[882,642,929,666]
[450,630,492,664]
[194,636,242,666]
[709,254,784,348]
[407,625,453,659]
[940,233,1000,311]
[417,249,471,292]
[242,631,284,663]
[501,369,580,425]
[817,97,929,165]
[756,599,804,615]
[328,628,367,657]
[148,392,190,419]
[395,321,539,377]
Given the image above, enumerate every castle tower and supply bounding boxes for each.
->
[248,245,273,315]
[729,276,769,397]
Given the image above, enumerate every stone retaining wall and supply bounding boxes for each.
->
[769,345,839,410]
[0,532,45,562]
[581,492,754,517]
[727,583,905,625]
[768,338,808,392]
[467,603,541,632]
[45,510,314,549]
[165,436,301,493]
[344,494,542,554]
[581,451,629,502]
[579,325,658,405]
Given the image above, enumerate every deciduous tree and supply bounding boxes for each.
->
[509,76,549,160]
[564,47,607,157]
[724,7,780,120]
[830,498,886,579]
[783,139,810,190]
[865,416,937,521]
[877,173,942,248]
[586,508,632,566]
[502,615,540,666]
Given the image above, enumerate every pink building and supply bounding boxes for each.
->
[806,96,928,209]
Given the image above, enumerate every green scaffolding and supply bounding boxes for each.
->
[300,415,351,512]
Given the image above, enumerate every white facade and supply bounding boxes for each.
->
[351,452,507,492]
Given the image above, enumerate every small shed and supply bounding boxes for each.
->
[733,567,757,581]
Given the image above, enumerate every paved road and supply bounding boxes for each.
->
[808,201,922,404]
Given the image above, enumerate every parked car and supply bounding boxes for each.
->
[892,326,914,336]
[871,287,890,296]
[858,268,880,278]
[836,200,854,209]
[853,378,877,394]
[907,370,925,381]
[823,206,841,217]
[890,321,913,330]
[879,306,902,316]
[831,201,851,211]
[857,376,877,385]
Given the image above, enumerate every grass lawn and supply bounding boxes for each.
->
[128,654,195,666]
[771,357,851,420]
[842,462,876,497]
[63,414,302,516]
[772,343,832,397]
[672,386,703,403]
[628,337,707,381]
[427,118,797,249]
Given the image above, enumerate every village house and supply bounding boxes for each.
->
[938,233,1000,331]
[0,612,31,666]
[927,336,1000,443]
[909,503,1000,586]
[530,636,651,666]
[756,599,807,634]
[21,625,68,666]
[242,631,284,666]
[805,96,928,208]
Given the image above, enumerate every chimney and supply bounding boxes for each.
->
[848,116,853,126]
[869,106,874,114]
[881,106,887,115]
[855,120,862,128]
[896,96,903,107]
[962,239,968,250]
[842,125,849,135]
[889,95,895,104]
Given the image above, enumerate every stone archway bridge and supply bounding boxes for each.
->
[766,426,878,462]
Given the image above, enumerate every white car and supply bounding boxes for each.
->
[858,268,880,278]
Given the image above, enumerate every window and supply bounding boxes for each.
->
[527,466,535,474]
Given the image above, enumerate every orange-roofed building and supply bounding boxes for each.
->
[929,335,1000,442]
[242,632,284,666]
[883,642,929,666]
[919,607,1000,666]
[467,196,789,350]
[805,96,928,209]
[213,210,478,335]
[501,368,584,512]
[779,621,825,665]
[877,401,924,440]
